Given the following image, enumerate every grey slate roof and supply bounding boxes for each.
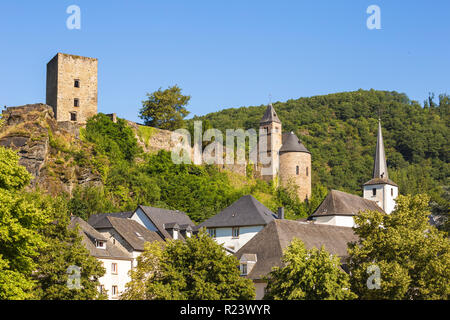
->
[308,189,384,218]
[197,195,277,229]
[94,216,164,251]
[235,219,358,280]
[138,206,195,240]
[88,211,134,228]
[279,132,310,154]
[363,120,397,187]
[69,217,132,260]
[260,104,281,124]
[363,177,398,187]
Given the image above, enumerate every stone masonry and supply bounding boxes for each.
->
[46,53,98,124]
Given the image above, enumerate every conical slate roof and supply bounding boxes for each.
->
[373,120,388,179]
[363,120,397,186]
[260,104,281,124]
[197,195,277,228]
[279,132,310,154]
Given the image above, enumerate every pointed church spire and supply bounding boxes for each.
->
[373,120,388,179]
[260,103,281,125]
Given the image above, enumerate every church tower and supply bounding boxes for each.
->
[259,104,282,182]
[363,120,398,213]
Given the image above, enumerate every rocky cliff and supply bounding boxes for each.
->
[0,104,101,194]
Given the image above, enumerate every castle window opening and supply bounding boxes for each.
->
[70,112,77,121]
[391,188,393,196]
[306,167,309,176]
[74,79,80,88]
[74,98,79,107]
[296,166,299,175]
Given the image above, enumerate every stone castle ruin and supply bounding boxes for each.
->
[1,53,312,201]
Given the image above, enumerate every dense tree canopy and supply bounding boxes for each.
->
[264,239,356,300]
[139,85,190,130]
[348,194,450,299]
[189,90,449,213]
[121,230,255,300]
[0,147,49,299]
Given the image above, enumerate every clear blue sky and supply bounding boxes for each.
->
[1,1,449,122]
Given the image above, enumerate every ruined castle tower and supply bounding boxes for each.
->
[259,104,282,182]
[46,53,98,123]
[258,104,312,201]
[279,132,312,202]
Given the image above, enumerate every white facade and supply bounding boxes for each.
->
[98,258,133,300]
[363,184,398,214]
[311,215,355,228]
[207,225,264,253]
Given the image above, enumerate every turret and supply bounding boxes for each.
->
[279,132,311,201]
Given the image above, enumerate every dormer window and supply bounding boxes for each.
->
[74,79,80,88]
[95,240,105,248]
[173,229,178,240]
[240,263,248,276]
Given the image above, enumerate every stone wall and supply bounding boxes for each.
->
[46,53,98,124]
[279,151,311,201]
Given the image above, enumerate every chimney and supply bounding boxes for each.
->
[277,207,284,219]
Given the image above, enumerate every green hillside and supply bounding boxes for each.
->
[189,89,449,214]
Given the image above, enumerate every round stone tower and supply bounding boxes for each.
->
[279,132,311,201]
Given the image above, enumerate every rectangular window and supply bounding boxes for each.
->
[296,166,299,175]
[306,167,309,177]
[70,112,77,121]
[232,227,240,238]
[241,264,247,276]
[111,285,118,296]
[74,98,79,107]
[74,79,80,88]
[372,188,377,196]
[208,228,216,238]
[111,263,118,274]
[391,188,394,196]
[99,285,105,294]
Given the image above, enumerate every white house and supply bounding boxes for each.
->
[130,205,195,241]
[307,189,385,227]
[196,195,280,253]
[70,216,134,300]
